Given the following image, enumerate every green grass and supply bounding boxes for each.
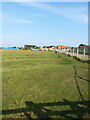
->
[2,50,89,119]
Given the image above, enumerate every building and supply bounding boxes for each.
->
[57,45,71,52]
[78,44,90,55]
[2,47,19,50]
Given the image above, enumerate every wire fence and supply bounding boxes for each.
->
[58,47,90,61]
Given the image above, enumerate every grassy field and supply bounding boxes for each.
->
[2,50,89,119]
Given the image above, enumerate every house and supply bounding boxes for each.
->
[24,45,40,50]
[57,45,65,49]
[48,48,54,51]
[54,46,58,50]
[40,48,48,51]
[43,45,55,51]
[57,45,71,52]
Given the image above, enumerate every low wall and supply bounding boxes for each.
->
[59,51,89,61]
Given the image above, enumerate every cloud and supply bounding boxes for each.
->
[21,2,58,12]
[61,7,88,24]
[5,19,32,24]
[21,2,88,24]
[2,2,88,24]
[83,15,88,23]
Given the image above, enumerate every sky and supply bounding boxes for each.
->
[2,2,88,47]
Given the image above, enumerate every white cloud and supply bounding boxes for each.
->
[21,2,88,24]
[5,19,32,24]
[2,2,88,24]
[83,15,88,23]
[20,2,58,12]
[61,7,88,24]
[19,20,32,24]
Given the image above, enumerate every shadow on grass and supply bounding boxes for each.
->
[1,66,90,119]
[73,65,90,82]
[73,65,90,102]
[2,99,90,120]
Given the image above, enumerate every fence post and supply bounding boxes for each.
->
[77,48,79,58]
[84,48,86,61]
[72,48,73,56]
[64,48,65,53]
[84,48,85,55]
[73,48,74,56]
[70,48,72,56]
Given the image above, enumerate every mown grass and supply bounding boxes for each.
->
[2,50,89,119]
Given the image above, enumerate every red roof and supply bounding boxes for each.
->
[58,45,65,47]
[58,45,71,49]
[64,46,71,49]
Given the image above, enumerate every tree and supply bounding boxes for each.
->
[79,44,86,47]
[24,45,40,50]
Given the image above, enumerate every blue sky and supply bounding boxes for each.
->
[2,2,88,47]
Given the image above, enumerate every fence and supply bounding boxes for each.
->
[58,47,90,61]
